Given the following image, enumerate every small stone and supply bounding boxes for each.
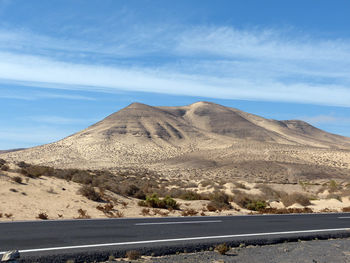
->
[1,250,20,262]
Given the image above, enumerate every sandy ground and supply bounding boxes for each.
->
[0,167,246,221]
[2,162,350,222]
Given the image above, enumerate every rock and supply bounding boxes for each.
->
[1,250,20,262]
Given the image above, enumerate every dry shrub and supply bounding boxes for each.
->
[181,208,198,216]
[176,190,204,201]
[121,201,128,208]
[281,193,311,207]
[37,212,48,220]
[20,165,54,178]
[96,203,124,218]
[114,211,124,218]
[5,213,13,218]
[120,184,146,199]
[96,203,114,214]
[200,180,213,187]
[257,184,283,201]
[126,250,141,260]
[342,207,350,212]
[215,243,229,255]
[79,185,102,202]
[208,192,232,210]
[230,190,268,211]
[141,208,151,216]
[0,164,9,171]
[12,176,22,184]
[207,203,219,212]
[152,209,170,217]
[327,193,342,201]
[76,209,90,219]
[259,207,313,214]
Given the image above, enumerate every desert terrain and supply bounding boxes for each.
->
[1,101,350,220]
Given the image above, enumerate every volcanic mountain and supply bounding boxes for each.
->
[2,101,350,183]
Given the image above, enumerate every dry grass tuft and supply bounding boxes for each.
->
[37,212,48,220]
[215,243,229,255]
[76,208,90,219]
[126,250,141,260]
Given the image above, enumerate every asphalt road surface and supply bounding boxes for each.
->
[1,213,350,261]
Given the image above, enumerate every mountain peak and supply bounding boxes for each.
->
[125,102,151,109]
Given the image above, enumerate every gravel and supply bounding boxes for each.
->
[107,238,350,263]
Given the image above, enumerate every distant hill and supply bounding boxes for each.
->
[2,101,350,183]
[0,148,25,154]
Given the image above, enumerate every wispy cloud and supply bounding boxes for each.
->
[0,25,350,106]
[300,115,350,125]
[0,87,95,101]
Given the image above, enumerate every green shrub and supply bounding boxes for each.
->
[245,200,267,211]
[179,191,204,200]
[329,180,338,192]
[232,191,267,211]
[138,193,179,210]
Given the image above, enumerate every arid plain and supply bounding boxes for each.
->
[1,101,350,220]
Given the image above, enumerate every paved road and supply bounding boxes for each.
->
[1,213,350,260]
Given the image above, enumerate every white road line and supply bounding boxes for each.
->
[1,228,349,254]
[338,217,350,219]
[135,220,222,225]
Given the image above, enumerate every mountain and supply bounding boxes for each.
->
[2,101,350,183]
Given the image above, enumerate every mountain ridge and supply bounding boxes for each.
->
[1,101,350,183]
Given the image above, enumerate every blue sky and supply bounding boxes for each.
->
[1,0,350,149]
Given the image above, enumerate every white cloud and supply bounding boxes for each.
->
[0,26,350,106]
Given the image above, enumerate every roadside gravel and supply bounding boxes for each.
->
[109,238,350,263]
